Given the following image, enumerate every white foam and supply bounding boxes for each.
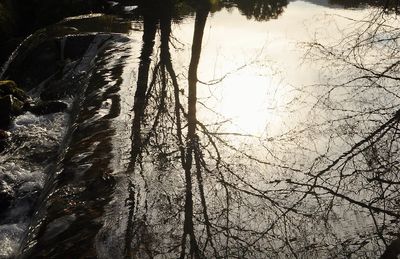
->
[11,113,40,128]
[123,6,138,12]
[0,110,69,257]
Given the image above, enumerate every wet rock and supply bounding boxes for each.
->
[0,81,31,129]
[28,101,68,115]
[0,80,30,102]
[0,130,11,140]
[0,94,25,114]
[0,95,25,129]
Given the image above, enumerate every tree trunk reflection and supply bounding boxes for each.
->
[180,3,210,258]
[125,11,157,258]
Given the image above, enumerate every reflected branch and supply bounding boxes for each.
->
[125,12,157,258]
[121,1,400,258]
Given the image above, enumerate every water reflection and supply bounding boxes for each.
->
[211,0,288,21]
[329,0,399,11]
[5,0,399,258]
[121,0,400,258]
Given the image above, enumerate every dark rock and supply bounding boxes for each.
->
[0,94,25,115]
[0,81,32,129]
[0,113,11,130]
[28,100,68,115]
[0,130,11,140]
[0,94,25,129]
[0,80,30,102]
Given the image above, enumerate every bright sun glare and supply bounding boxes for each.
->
[198,68,284,136]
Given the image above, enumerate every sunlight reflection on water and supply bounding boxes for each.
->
[171,2,371,138]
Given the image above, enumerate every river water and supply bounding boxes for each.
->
[1,0,399,258]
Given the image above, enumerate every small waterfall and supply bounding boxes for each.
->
[17,33,135,258]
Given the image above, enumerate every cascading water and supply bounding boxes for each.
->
[0,111,68,257]
[0,14,139,257]
[19,33,141,258]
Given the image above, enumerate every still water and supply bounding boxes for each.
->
[1,0,399,258]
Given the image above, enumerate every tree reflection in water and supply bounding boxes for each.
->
[330,0,399,12]
[304,5,400,258]
[222,0,288,21]
[123,0,400,258]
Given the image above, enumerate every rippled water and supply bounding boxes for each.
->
[1,0,400,258]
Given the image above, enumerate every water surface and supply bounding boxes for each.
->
[1,0,399,258]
